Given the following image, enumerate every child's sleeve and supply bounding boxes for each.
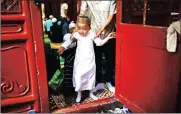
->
[61,39,72,50]
[61,32,78,50]
[93,35,110,46]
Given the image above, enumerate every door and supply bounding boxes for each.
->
[1,0,49,113]
[116,0,181,113]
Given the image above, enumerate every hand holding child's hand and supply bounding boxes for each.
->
[107,32,116,39]
[57,47,65,56]
[96,29,102,37]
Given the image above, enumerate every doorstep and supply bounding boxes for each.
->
[53,97,116,113]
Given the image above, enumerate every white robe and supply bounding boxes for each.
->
[61,31,111,91]
[72,31,96,91]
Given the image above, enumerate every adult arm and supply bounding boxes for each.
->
[96,0,116,37]
[64,4,69,21]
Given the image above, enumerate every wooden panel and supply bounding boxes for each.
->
[1,0,22,14]
[1,0,49,113]
[1,102,33,113]
[1,43,31,100]
[1,24,23,34]
[115,0,181,112]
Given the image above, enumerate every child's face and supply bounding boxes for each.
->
[77,23,90,37]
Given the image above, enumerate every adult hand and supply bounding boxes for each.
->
[107,32,116,39]
[96,29,103,37]
[57,47,65,56]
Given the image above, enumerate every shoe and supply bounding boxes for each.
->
[92,83,104,92]
[76,92,81,103]
[106,82,115,93]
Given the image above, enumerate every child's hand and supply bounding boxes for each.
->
[57,47,65,56]
[107,32,116,39]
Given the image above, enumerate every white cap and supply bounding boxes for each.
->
[49,15,54,19]
[52,18,57,23]
[69,21,76,29]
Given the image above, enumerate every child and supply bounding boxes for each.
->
[57,16,115,103]
[62,21,76,49]
[61,21,77,90]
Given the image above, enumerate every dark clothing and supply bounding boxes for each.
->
[44,43,63,94]
[61,17,69,37]
[94,38,116,86]
[44,43,60,81]
[45,31,52,42]
[61,47,76,89]
[50,22,63,43]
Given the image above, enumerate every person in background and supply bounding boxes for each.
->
[60,21,77,92]
[60,0,70,37]
[43,18,47,32]
[79,1,116,93]
[63,21,76,49]
[57,17,62,26]
[44,43,61,94]
[50,18,63,43]
[45,15,54,40]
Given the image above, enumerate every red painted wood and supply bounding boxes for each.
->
[115,1,181,113]
[53,97,115,113]
[2,0,180,113]
[28,1,50,112]
[1,1,49,113]
[1,24,22,34]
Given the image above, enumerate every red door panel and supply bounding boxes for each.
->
[1,1,49,113]
[116,0,181,112]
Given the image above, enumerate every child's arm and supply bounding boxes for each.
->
[57,37,77,56]
[94,32,116,46]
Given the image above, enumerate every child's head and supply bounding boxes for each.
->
[76,16,91,36]
[69,21,76,33]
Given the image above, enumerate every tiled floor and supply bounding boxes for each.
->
[49,85,114,111]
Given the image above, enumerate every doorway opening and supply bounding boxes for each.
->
[39,0,181,112]
[39,0,116,112]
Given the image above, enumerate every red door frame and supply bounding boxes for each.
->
[115,0,181,113]
[29,1,50,112]
[1,1,49,113]
[2,0,180,113]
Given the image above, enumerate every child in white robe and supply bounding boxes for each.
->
[57,16,115,103]
[62,21,76,49]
